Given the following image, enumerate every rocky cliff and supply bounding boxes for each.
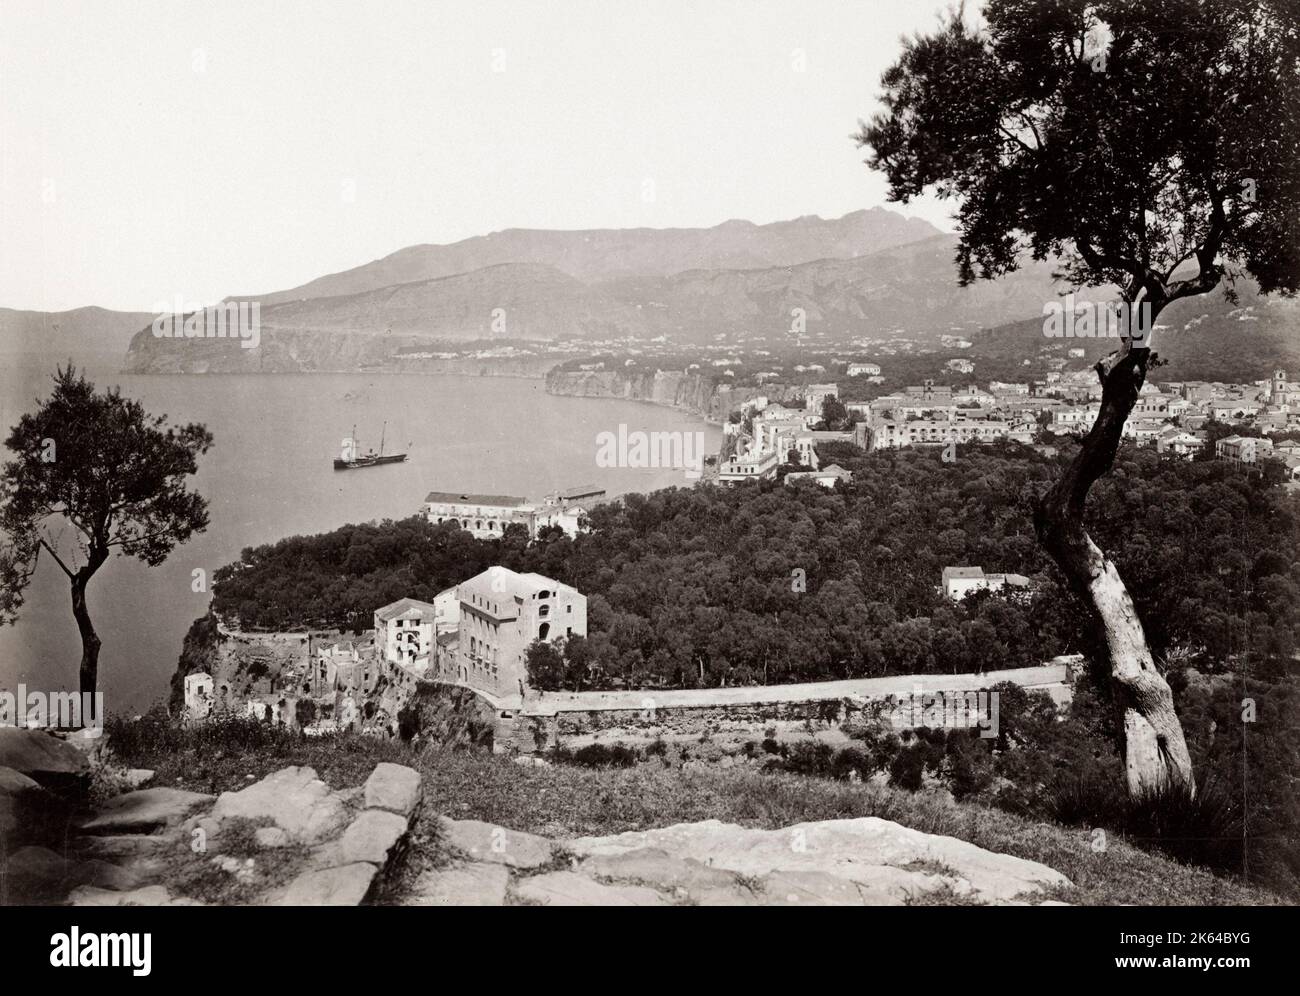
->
[124,325,559,377]
[543,368,801,423]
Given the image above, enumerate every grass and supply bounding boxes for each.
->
[407,749,1282,906]
[161,816,314,905]
[106,714,1286,907]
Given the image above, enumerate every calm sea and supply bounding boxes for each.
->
[0,356,720,713]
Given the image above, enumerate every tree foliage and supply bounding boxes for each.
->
[210,441,1300,689]
[0,366,212,692]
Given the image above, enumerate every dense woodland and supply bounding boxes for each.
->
[207,440,1300,897]
[212,439,1300,689]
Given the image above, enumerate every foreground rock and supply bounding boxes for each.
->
[437,817,557,869]
[210,766,349,844]
[81,788,214,834]
[7,762,423,907]
[396,814,1072,906]
[569,818,1070,904]
[404,864,511,907]
[0,729,89,790]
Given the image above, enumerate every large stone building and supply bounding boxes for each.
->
[868,418,1014,450]
[424,491,535,539]
[424,486,604,540]
[451,567,587,699]
[1216,434,1273,465]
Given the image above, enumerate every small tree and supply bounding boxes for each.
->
[0,367,212,695]
[820,394,850,430]
[858,1,1300,797]
[525,639,566,692]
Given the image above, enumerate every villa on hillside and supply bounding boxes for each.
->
[942,566,1032,602]
[424,492,535,539]
[424,485,604,540]
[785,464,852,488]
[435,567,588,701]
[1216,435,1273,465]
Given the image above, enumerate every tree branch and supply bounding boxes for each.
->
[38,536,74,580]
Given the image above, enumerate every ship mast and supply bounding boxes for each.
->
[379,421,387,457]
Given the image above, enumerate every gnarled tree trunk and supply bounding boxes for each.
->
[69,545,107,697]
[70,571,101,698]
[1032,322,1195,799]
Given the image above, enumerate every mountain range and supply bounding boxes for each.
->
[5,208,1293,377]
[235,208,943,305]
[118,209,1082,373]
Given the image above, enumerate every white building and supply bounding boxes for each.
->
[718,447,779,484]
[451,567,587,700]
[1217,435,1273,465]
[941,567,1031,602]
[374,598,439,672]
[868,419,1011,450]
[785,464,852,488]
[424,491,535,539]
[183,672,213,719]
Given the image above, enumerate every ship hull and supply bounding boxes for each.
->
[333,453,408,470]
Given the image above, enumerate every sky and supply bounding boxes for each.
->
[0,0,963,313]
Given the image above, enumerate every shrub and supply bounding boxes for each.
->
[831,746,874,781]
[553,743,641,768]
[777,741,836,777]
[889,744,926,791]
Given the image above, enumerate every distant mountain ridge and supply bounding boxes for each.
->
[123,228,1079,372]
[238,208,944,305]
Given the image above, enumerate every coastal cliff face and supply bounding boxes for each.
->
[543,368,801,422]
[123,325,558,377]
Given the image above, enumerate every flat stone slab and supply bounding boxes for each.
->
[569,817,1070,904]
[1,845,69,894]
[438,817,557,869]
[81,788,214,834]
[513,870,669,906]
[275,862,377,906]
[759,869,901,906]
[0,729,89,778]
[212,766,347,844]
[578,847,755,905]
[321,809,408,867]
[72,859,149,892]
[405,863,510,906]
[364,763,422,817]
[0,765,42,796]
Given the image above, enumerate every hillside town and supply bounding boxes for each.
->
[716,366,1300,483]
